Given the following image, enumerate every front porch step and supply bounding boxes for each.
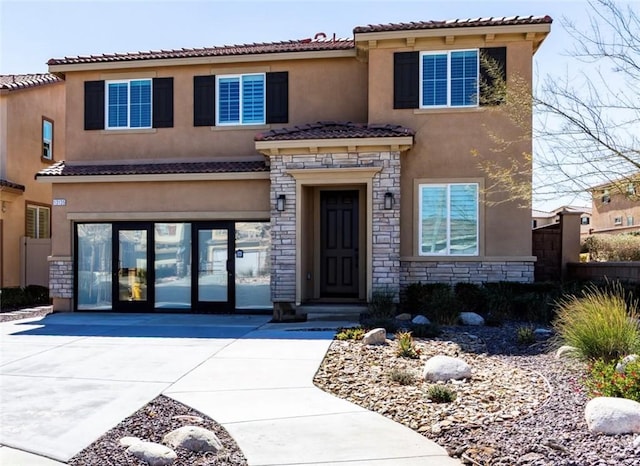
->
[299,304,367,323]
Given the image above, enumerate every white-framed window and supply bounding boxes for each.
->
[216,74,265,125]
[42,117,53,160]
[602,189,611,204]
[614,216,623,226]
[419,183,479,256]
[420,50,479,108]
[106,79,152,129]
[627,216,634,226]
[581,216,590,225]
[26,204,50,239]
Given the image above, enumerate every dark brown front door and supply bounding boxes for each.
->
[320,190,359,297]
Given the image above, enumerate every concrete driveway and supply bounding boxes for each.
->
[1,312,461,466]
[0,312,270,462]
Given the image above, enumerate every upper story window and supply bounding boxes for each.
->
[84,78,173,130]
[216,74,265,125]
[421,50,478,108]
[419,183,479,256]
[194,72,288,127]
[581,216,590,225]
[42,117,53,160]
[602,189,611,204]
[106,79,152,129]
[394,47,506,110]
[26,204,50,239]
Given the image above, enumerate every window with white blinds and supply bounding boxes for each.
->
[420,50,479,108]
[216,74,265,125]
[419,183,478,255]
[26,205,51,239]
[106,79,152,129]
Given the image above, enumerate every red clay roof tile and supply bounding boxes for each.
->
[353,15,553,34]
[0,74,62,91]
[0,178,26,191]
[47,39,354,66]
[255,121,415,141]
[36,160,268,177]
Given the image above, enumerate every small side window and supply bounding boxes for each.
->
[42,118,53,161]
[614,216,623,226]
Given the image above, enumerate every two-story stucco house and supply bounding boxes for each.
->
[1,74,65,288]
[588,174,640,234]
[37,16,551,313]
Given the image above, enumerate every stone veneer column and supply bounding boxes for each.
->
[270,155,297,303]
[366,152,401,300]
[269,150,402,304]
[48,257,74,299]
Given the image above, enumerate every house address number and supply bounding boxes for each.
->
[53,199,66,206]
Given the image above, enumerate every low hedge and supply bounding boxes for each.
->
[1,285,50,311]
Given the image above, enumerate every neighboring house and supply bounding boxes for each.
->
[37,16,551,313]
[588,175,640,234]
[532,205,591,237]
[0,74,65,288]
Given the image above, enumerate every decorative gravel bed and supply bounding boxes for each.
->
[314,323,640,466]
[67,395,247,466]
[5,310,639,465]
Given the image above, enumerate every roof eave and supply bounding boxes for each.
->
[48,49,356,73]
[255,136,414,157]
[355,23,551,54]
[36,171,270,184]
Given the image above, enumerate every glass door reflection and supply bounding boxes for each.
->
[117,228,149,305]
[197,228,230,305]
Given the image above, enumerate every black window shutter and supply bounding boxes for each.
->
[266,71,288,124]
[193,75,216,126]
[480,47,507,106]
[84,80,105,130]
[152,77,174,128]
[393,52,419,109]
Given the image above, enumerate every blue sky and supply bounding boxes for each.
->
[0,0,630,210]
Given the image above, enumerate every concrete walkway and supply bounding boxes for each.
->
[0,313,460,465]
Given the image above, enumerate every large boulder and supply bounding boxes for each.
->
[127,441,177,466]
[585,397,640,435]
[163,425,222,453]
[412,315,430,325]
[362,328,386,345]
[423,355,471,382]
[459,312,485,326]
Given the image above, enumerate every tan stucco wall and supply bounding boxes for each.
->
[63,57,368,162]
[50,179,270,257]
[591,191,640,233]
[0,81,65,286]
[366,39,534,259]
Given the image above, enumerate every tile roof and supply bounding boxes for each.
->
[255,122,415,141]
[47,38,354,66]
[0,74,62,91]
[0,178,26,191]
[36,160,269,177]
[353,15,553,34]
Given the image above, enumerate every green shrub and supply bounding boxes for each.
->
[582,234,640,261]
[395,331,421,359]
[454,282,486,313]
[23,285,49,305]
[335,327,365,341]
[482,282,516,326]
[516,326,536,346]
[360,318,400,334]
[426,385,457,403]
[584,358,640,402]
[389,368,417,385]
[552,282,640,361]
[403,283,460,325]
[368,287,396,319]
[407,323,441,338]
